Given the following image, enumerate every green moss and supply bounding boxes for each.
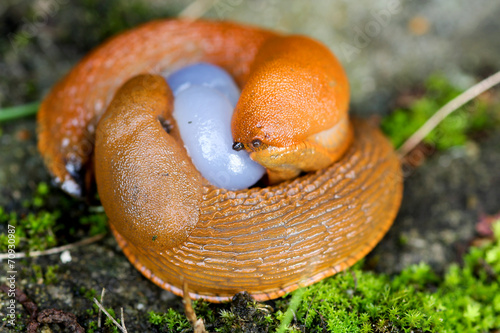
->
[381,74,500,150]
[0,206,60,252]
[148,308,191,332]
[0,181,110,253]
[44,264,59,284]
[29,264,59,284]
[79,211,108,236]
[21,181,51,209]
[290,220,500,333]
[147,220,500,332]
[104,307,120,333]
[86,320,98,333]
[31,264,43,283]
[79,286,98,301]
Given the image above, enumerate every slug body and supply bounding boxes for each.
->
[38,20,403,302]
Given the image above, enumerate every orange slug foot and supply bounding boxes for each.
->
[37,19,403,302]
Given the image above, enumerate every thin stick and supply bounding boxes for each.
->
[178,0,219,20]
[120,308,127,333]
[98,288,106,328]
[397,70,500,158]
[0,233,105,259]
[93,298,128,333]
[182,281,207,333]
[0,101,40,122]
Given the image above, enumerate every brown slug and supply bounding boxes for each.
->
[37,19,402,302]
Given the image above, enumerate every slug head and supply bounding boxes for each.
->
[231,35,350,175]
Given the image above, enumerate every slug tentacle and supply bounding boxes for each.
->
[38,19,403,303]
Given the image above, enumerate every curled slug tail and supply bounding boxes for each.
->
[37,87,89,198]
[95,74,203,251]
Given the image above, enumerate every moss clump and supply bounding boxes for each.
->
[0,182,58,251]
[148,221,500,333]
[31,264,59,285]
[0,182,108,253]
[79,208,108,236]
[381,74,500,150]
[149,308,191,332]
[289,221,500,332]
[0,206,60,252]
[149,292,275,332]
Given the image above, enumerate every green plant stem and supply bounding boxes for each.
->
[277,287,305,333]
[0,101,40,123]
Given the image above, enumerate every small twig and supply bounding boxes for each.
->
[397,70,500,158]
[98,288,106,328]
[121,307,127,332]
[183,281,207,333]
[0,101,40,123]
[178,0,219,20]
[0,285,38,317]
[93,297,128,333]
[0,233,105,259]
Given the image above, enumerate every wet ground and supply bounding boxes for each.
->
[1,0,500,331]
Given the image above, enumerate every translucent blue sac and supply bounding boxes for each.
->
[166,63,240,107]
[168,64,265,190]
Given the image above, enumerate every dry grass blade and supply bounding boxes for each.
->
[183,281,208,333]
[93,297,128,333]
[397,70,500,158]
[0,233,105,259]
[121,308,127,332]
[98,288,106,328]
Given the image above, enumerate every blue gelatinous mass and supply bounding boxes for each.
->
[167,63,240,107]
[168,64,265,190]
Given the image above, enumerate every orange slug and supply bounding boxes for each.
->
[37,19,402,302]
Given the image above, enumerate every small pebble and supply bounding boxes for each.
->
[60,250,72,264]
